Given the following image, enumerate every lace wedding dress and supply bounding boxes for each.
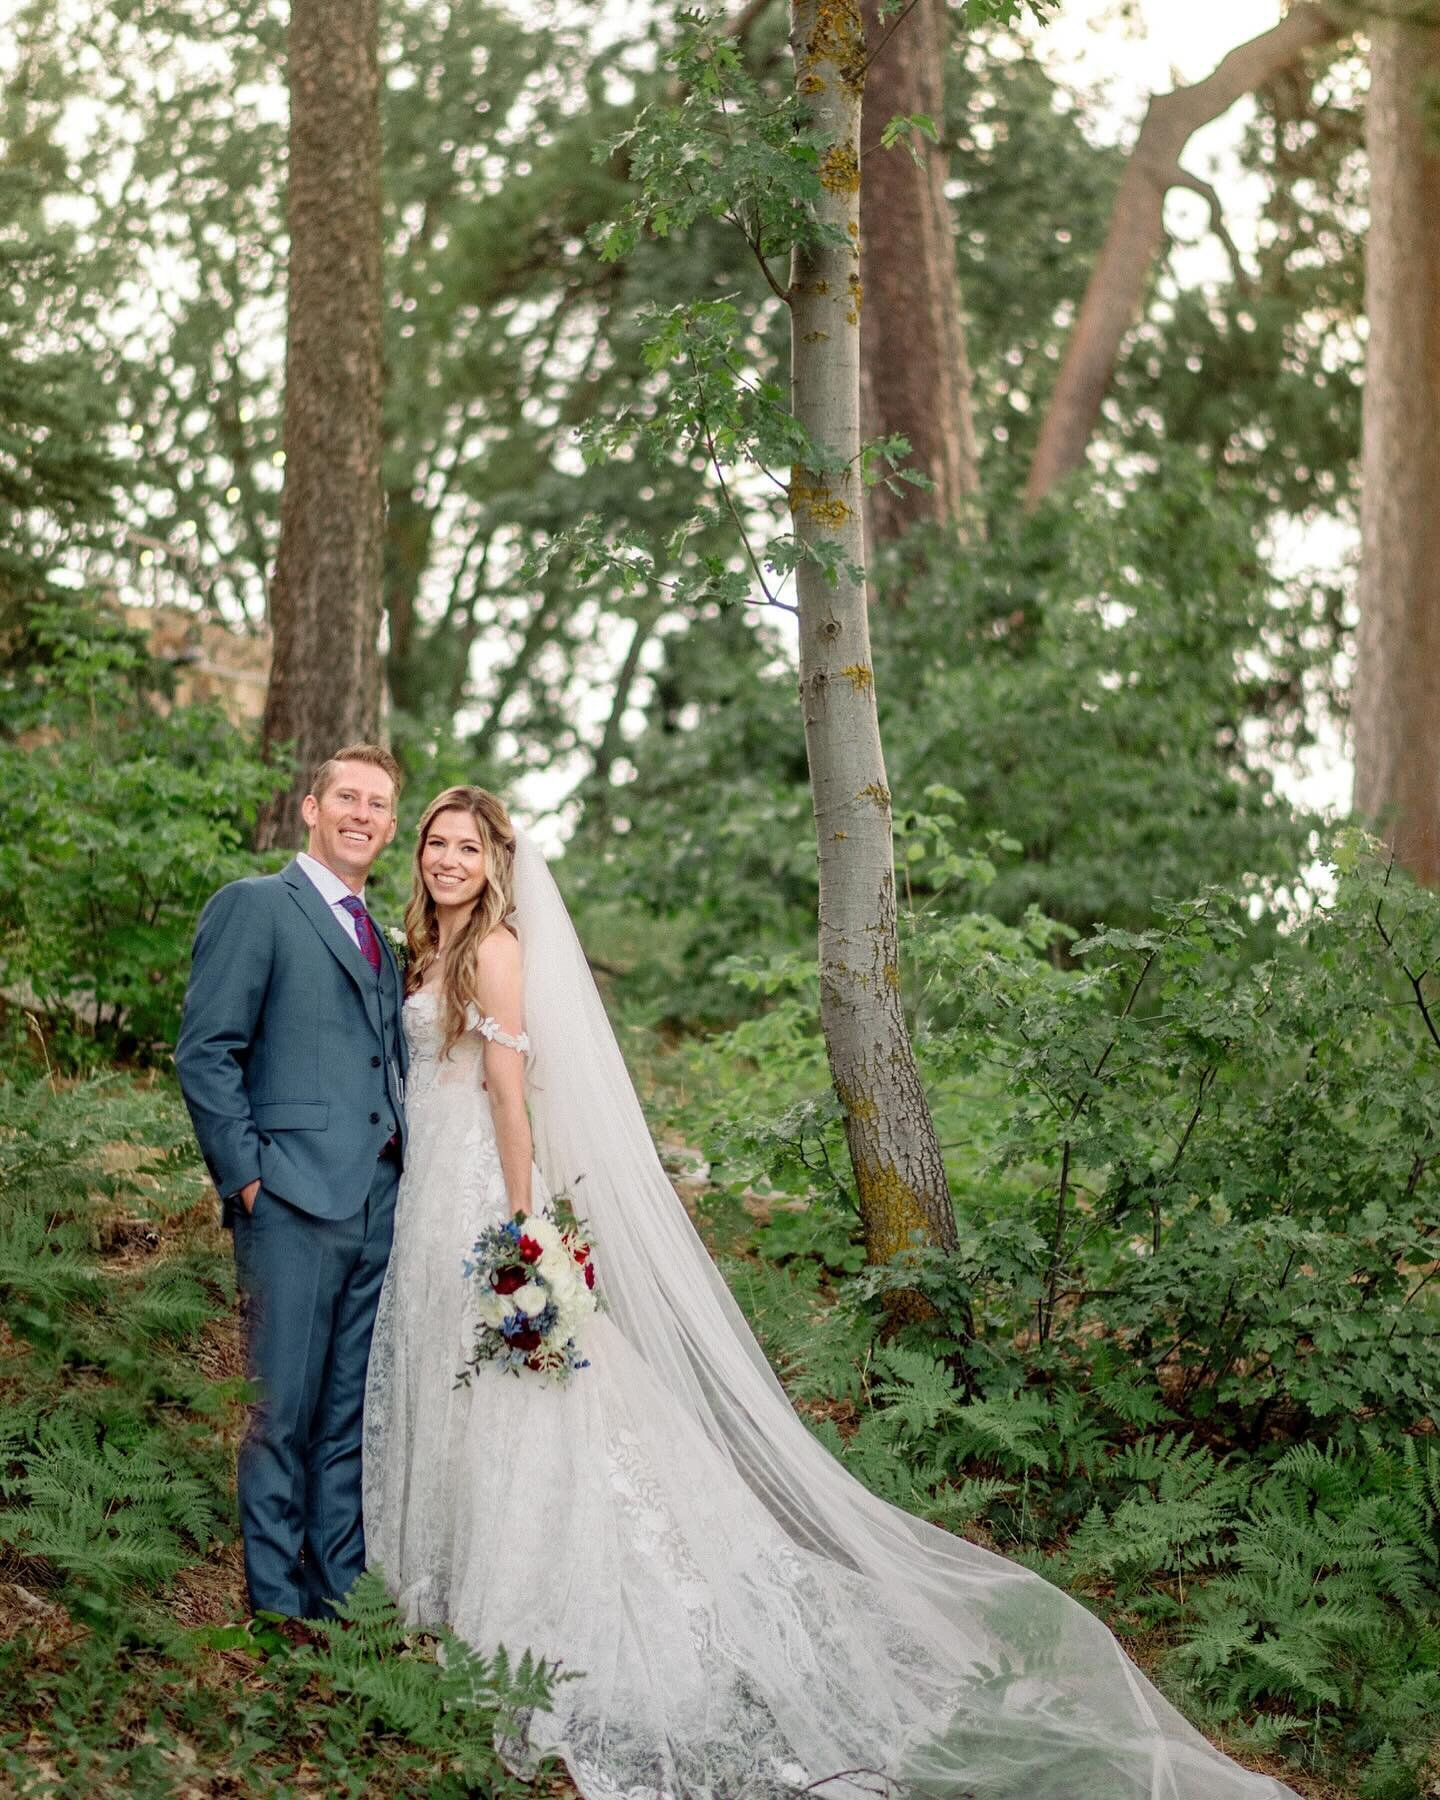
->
[363,838,1298,1800]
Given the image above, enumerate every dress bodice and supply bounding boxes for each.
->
[402,990,530,1108]
[403,989,530,1053]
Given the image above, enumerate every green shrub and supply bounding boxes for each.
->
[0,601,279,1064]
[670,831,1440,1793]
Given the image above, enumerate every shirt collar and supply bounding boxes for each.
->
[297,850,364,909]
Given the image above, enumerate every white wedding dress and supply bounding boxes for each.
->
[363,835,1298,1800]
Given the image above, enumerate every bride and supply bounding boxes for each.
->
[363,785,1296,1800]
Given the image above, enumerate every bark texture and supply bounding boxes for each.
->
[789,0,958,1261]
[1023,2,1343,510]
[1353,16,1440,885]
[256,0,385,849]
[859,0,979,545]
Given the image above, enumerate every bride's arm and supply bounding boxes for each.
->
[473,928,534,1220]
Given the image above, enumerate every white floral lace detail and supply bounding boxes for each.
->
[464,1001,530,1056]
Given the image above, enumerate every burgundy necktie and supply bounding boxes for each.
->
[339,895,382,974]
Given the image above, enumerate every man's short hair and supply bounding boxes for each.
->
[309,743,403,806]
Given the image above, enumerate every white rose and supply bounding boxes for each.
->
[560,1283,595,1328]
[512,1282,548,1317]
[541,1254,574,1289]
[476,1293,511,1330]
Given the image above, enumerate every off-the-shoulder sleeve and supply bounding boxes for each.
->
[464,1001,531,1056]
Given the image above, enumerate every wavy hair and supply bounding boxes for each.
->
[404,786,518,1061]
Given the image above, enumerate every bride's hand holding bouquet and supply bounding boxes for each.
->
[458,1212,597,1386]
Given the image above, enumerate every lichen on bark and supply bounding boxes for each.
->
[789,0,960,1266]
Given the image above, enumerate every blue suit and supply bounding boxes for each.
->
[176,858,408,1617]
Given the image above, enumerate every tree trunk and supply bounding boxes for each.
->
[1023,2,1343,510]
[255,0,385,849]
[592,604,664,793]
[1353,13,1440,886]
[789,0,958,1262]
[858,0,978,547]
[383,490,435,716]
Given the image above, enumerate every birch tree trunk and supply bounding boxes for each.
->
[859,0,979,547]
[255,0,385,849]
[1023,2,1342,510]
[789,0,958,1261]
[1353,12,1440,886]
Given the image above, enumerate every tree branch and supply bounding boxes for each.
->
[861,0,923,75]
[722,0,779,40]
[687,345,782,608]
[1025,2,1348,509]
[1169,168,1252,295]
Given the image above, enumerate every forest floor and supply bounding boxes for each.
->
[0,1093,1356,1800]
[0,1157,585,1800]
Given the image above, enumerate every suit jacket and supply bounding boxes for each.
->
[175,858,409,1221]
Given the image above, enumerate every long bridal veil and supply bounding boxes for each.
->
[510,829,1295,1800]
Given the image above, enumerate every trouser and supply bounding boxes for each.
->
[230,1152,399,1619]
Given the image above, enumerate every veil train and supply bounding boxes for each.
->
[509,829,1296,1800]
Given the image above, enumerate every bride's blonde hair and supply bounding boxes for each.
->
[404,785,518,1061]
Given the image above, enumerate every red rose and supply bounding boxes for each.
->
[519,1235,543,1264]
[584,1262,596,1290]
[492,1265,527,1295]
[512,1326,542,1352]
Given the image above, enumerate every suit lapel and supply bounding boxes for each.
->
[378,927,409,1071]
[282,860,384,1042]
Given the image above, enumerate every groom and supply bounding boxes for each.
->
[176,744,408,1624]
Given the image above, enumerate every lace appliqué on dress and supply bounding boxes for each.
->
[464,1002,530,1057]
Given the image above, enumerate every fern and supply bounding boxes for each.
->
[722,1254,869,1404]
[112,1257,220,1347]
[1042,1384,1115,1477]
[1165,1435,1440,1776]
[283,1571,565,1791]
[869,1345,962,1438]
[1061,1435,1249,1606]
[0,1211,105,1319]
[919,1476,1017,1529]
[1090,1363,1173,1431]
[0,1410,225,1592]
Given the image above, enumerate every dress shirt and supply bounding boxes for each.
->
[296,851,368,953]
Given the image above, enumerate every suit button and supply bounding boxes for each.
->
[259,1134,272,1147]
[370,1055,381,1068]
[369,1112,380,1125]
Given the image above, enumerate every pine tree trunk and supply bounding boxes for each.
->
[255,0,385,849]
[383,490,435,716]
[859,0,978,547]
[1353,14,1440,886]
[789,0,958,1261]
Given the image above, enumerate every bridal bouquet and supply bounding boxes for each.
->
[458,1214,597,1386]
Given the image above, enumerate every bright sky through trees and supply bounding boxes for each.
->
[1035,0,1353,816]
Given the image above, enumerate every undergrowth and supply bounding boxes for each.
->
[0,1075,561,1797]
[7,824,1440,1797]
[669,832,1440,1800]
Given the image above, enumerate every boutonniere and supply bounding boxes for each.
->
[384,925,410,971]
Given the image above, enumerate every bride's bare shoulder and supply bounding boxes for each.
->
[475,923,521,973]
